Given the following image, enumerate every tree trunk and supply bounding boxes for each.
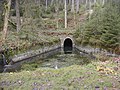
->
[69,0,71,5]
[89,0,91,10]
[85,0,88,10]
[16,0,21,32]
[76,0,80,13]
[51,0,54,6]
[56,0,59,29]
[71,0,74,12]
[88,0,92,20]
[46,0,48,10]
[38,0,41,18]
[94,0,96,4]
[102,0,105,6]
[65,0,67,28]
[2,0,11,44]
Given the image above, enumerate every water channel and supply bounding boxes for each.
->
[0,38,94,72]
[21,48,91,71]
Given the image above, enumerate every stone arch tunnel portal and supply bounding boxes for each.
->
[63,38,73,53]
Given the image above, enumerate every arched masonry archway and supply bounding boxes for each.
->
[59,35,75,53]
[60,36,75,48]
[63,38,73,53]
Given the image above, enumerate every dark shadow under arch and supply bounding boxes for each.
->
[63,38,73,54]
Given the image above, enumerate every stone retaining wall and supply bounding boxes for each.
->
[3,44,61,72]
[11,44,61,64]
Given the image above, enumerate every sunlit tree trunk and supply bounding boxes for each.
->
[16,0,21,51]
[94,0,96,4]
[85,0,88,10]
[71,0,74,12]
[88,0,92,20]
[65,0,67,28]
[46,0,48,10]
[38,0,41,18]
[56,0,59,29]
[69,0,71,5]
[16,0,21,32]
[102,0,105,6]
[51,0,54,6]
[2,0,11,45]
[71,0,75,28]
[89,0,91,10]
[76,0,80,13]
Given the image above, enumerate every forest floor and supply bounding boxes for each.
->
[0,55,120,90]
[0,12,85,60]
[1,11,120,90]
[0,12,86,53]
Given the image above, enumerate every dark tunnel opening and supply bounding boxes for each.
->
[63,38,73,54]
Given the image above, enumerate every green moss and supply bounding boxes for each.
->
[0,58,120,90]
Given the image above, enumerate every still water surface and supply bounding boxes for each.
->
[21,49,91,71]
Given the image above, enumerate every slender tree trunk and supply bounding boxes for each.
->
[16,0,21,52]
[76,0,80,13]
[94,0,96,9]
[16,0,21,32]
[2,0,11,44]
[85,0,88,10]
[89,0,92,20]
[66,0,69,4]
[94,0,96,4]
[51,0,54,6]
[102,0,105,6]
[46,0,48,10]
[71,0,74,12]
[38,0,41,18]
[65,0,67,28]
[74,13,76,28]
[69,0,71,5]
[56,0,59,29]
[89,0,91,10]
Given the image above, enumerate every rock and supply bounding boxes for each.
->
[103,87,107,90]
[3,63,21,72]
[18,80,22,84]
[32,87,38,90]
[113,67,118,71]
[118,80,120,83]
[95,86,100,90]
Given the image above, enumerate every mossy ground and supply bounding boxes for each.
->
[0,56,120,90]
[0,4,120,90]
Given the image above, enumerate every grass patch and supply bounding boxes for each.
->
[0,59,120,90]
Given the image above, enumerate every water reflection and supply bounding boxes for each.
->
[54,60,58,69]
[0,88,12,90]
[64,47,73,54]
[21,48,91,71]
